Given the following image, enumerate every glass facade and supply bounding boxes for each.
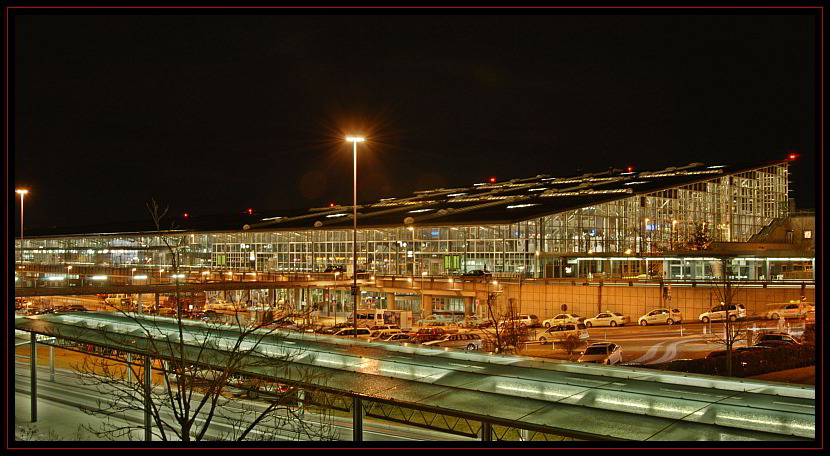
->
[15,163,792,278]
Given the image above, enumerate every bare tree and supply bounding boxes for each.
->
[480,293,527,354]
[70,200,336,441]
[703,257,750,377]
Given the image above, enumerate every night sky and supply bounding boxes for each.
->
[12,11,818,233]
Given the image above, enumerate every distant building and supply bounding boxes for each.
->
[15,158,813,282]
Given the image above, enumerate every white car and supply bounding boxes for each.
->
[638,308,683,326]
[379,333,412,343]
[765,302,815,320]
[577,342,623,365]
[584,312,630,328]
[542,313,584,327]
[506,314,540,328]
[422,333,483,350]
[367,329,404,342]
[532,323,589,344]
[699,303,746,323]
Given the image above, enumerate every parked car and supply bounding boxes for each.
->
[764,302,815,320]
[542,313,584,327]
[323,265,346,273]
[316,323,352,335]
[461,269,490,278]
[66,304,88,312]
[699,303,746,323]
[378,333,412,343]
[410,327,447,343]
[420,321,459,333]
[577,342,623,365]
[584,312,629,327]
[505,314,540,328]
[332,327,373,339]
[422,333,483,351]
[638,308,683,326]
[368,324,401,332]
[754,332,800,347]
[459,315,492,329]
[531,323,589,344]
[416,314,454,326]
[367,329,404,342]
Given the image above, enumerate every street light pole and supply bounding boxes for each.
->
[347,136,364,338]
[16,189,28,262]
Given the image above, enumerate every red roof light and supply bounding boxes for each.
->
[788,154,798,160]
[247,208,253,214]
[627,166,633,172]
[489,177,496,183]
[183,213,189,218]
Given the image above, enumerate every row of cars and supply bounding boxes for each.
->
[318,323,485,350]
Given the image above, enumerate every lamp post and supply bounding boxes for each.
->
[16,189,28,262]
[347,136,364,338]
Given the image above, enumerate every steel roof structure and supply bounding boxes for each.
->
[15,311,815,441]
[21,159,790,238]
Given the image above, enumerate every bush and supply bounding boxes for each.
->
[652,345,815,377]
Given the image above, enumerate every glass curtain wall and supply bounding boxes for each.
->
[15,164,789,278]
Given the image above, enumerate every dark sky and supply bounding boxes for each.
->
[12,12,818,232]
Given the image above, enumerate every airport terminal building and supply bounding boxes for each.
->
[16,158,813,284]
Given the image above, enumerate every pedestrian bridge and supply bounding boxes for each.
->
[14,312,815,442]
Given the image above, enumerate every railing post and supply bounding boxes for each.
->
[49,345,55,382]
[30,335,38,422]
[481,421,492,441]
[144,354,152,441]
[352,396,363,441]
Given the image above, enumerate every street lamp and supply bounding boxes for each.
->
[16,189,28,262]
[347,136,364,338]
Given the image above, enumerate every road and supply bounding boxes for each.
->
[14,360,475,442]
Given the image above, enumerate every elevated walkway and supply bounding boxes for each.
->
[14,312,815,441]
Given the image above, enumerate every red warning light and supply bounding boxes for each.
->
[489,177,496,183]
[788,154,798,160]
[627,166,633,172]
[247,208,253,215]
[183,213,189,218]
[329,203,336,207]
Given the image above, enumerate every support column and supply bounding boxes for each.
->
[271,288,276,307]
[464,296,474,317]
[144,354,152,441]
[352,397,363,442]
[30,336,37,422]
[421,294,433,318]
[481,421,492,441]
[155,293,160,311]
[294,288,302,311]
[387,293,397,310]
[49,345,55,382]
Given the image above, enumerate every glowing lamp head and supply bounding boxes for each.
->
[16,189,28,195]
[346,136,365,143]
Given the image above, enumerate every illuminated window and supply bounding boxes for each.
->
[803,230,812,239]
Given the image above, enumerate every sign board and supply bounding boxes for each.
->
[350,285,360,296]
